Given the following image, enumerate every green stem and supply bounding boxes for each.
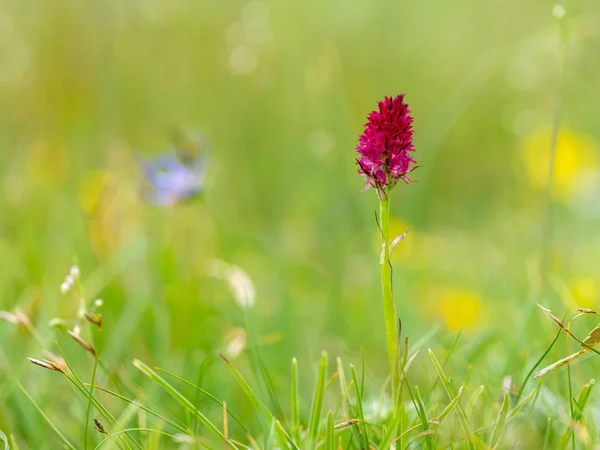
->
[379,189,398,403]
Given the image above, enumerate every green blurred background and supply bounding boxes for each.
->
[1,0,600,446]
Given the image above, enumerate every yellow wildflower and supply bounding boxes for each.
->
[79,170,140,256]
[437,288,485,331]
[569,278,597,309]
[522,128,597,202]
[26,140,69,184]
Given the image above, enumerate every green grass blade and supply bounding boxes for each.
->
[275,421,300,450]
[85,355,100,450]
[155,367,250,434]
[507,388,537,422]
[291,357,300,443]
[89,384,190,433]
[334,357,362,446]
[133,359,232,447]
[335,357,349,416]
[0,430,9,450]
[16,381,77,450]
[218,354,289,448]
[489,391,509,449]
[359,348,365,398]
[326,411,334,450]
[567,362,575,450]
[218,354,272,424]
[349,364,369,450]
[93,428,180,450]
[465,385,485,418]
[437,385,464,424]
[307,352,328,449]
[428,349,473,448]
[559,378,595,447]
[8,435,18,450]
[573,378,594,421]
[543,418,553,450]
[413,386,434,450]
[56,346,138,449]
[516,328,561,403]
[244,309,285,421]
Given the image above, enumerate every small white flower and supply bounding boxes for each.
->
[72,325,81,335]
[48,318,64,327]
[552,4,566,18]
[94,299,103,308]
[60,282,70,295]
[207,259,256,308]
[69,265,80,279]
[225,328,247,359]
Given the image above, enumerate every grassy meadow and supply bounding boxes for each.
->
[2,0,600,448]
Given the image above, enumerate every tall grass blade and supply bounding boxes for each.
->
[326,411,334,450]
[307,352,328,449]
[218,354,289,448]
[567,353,575,450]
[516,326,561,402]
[133,359,231,447]
[8,435,18,450]
[85,355,100,450]
[275,421,300,450]
[89,384,188,433]
[93,428,179,450]
[16,382,77,450]
[465,385,485,418]
[489,391,509,449]
[559,378,595,448]
[573,378,594,421]
[0,431,9,450]
[291,357,300,443]
[155,367,249,434]
[244,309,285,421]
[507,388,537,422]
[428,349,474,449]
[436,385,464,424]
[218,354,271,424]
[413,386,434,450]
[349,364,369,450]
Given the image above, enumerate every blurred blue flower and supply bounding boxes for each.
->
[141,151,208,206]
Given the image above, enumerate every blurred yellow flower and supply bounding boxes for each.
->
[79,170,140,256]
[437,289,485,331]
[522,128,598,201]
[26,140,69,184]
[569,278,597,309]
